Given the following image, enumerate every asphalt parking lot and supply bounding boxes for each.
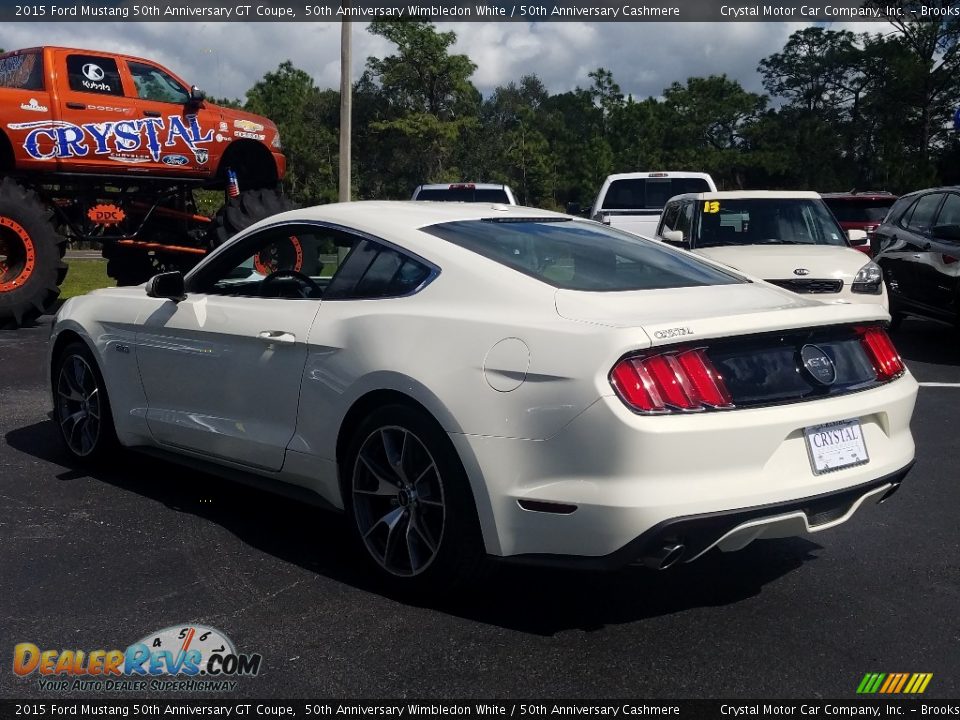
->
[1,316,958,700]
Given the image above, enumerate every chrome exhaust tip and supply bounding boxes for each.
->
[642,542,686,570]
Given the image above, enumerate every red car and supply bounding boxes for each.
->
[821,192,899,257]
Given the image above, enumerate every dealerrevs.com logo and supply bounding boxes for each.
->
[13,624,262,692]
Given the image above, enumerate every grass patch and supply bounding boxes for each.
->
[60,259,115,300]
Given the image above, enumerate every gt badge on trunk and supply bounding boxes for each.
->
[800,344,837,386]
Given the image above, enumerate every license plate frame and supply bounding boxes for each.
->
[804,419,869,475]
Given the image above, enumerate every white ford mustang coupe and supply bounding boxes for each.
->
[49,202,917,590]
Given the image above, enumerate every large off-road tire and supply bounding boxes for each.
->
[207,189,297,248]
[0,177,68,328]
[343,404,488,597]
[52,341,118,463]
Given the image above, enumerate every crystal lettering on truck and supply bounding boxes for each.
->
[7,114,214,163]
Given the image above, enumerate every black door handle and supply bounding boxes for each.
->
[143,110,162,118]
[66,102,86,110]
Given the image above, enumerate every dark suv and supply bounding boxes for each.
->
[821,192,898,257]
[873,187,960,329]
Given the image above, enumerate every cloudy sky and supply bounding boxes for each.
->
[0,21,880,101]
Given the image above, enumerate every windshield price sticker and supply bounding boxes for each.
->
[804,419,869,475]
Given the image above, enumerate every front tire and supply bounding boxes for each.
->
[343,405,487,594]
[52,342,118,462]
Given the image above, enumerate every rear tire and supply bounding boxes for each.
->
[52,341,118,463]
[0,178,67,328]
[207,189,297,248]
[342,404,488,596]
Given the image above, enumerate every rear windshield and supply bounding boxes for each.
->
[416,187,510,203]
[695,198,848,248]
[423,219,744,292]
[822,197,896,223]
[601,178,712,210]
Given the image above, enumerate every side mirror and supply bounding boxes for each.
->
[847,229,869,246]
[932,224,960,242]
[565,201,581,216]
[661,229,687,247]
[189,85,206,104]
[146,271,185,302]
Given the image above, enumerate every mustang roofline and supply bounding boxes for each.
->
[210,201,571,270]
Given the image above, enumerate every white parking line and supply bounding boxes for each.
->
[918,382,960,388]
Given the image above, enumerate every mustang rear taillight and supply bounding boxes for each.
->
[857,326,905,381]
[610,348,733,413]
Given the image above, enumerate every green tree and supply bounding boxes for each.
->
[360,21,479,193]
[660,75,767,187]
[245,61,338,204]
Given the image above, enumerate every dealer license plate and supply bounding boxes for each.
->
[804,419,869,475]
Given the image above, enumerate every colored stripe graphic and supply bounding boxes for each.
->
[857,673,932,694]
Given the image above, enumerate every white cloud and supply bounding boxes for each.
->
[0,20,894,101]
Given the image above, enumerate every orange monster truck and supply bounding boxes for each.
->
[0,46,293,327]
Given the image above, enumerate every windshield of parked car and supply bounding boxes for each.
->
[822,197,896,224]
[424,219,744,292]
[416,187,511,203]
[601,178,712,210]
[694,198,848,249]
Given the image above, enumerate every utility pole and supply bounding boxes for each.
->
[339,13,352,202]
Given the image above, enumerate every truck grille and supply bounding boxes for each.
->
[768,278,844,294]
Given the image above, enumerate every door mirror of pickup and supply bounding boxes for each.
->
[565,201,581,216]
[188,85,206,104]
[146,271,185,302]
[847,229,869,246]
[932,224,960,242]
[661,229,688,247]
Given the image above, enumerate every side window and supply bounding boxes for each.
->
[0,52,44,90]
[935,194,960,228]
[906,193,943,233]
[66,55,123,96]
[675,201,694,238]
[194,224,356,299]
[659,203,680,235]
[324,240,433,300]
[127,61,189,104]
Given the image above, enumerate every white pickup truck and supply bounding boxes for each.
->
[587,171,717,237]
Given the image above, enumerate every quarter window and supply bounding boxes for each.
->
[0,52,44,90]
[66,55,123,96]
[325,241,433,300]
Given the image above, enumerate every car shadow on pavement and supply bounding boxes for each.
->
[6,418,821,636]
[890,316,960,367]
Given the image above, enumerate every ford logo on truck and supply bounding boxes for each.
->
[162,155,189,166]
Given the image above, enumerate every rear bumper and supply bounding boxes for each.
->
[501,463,912,570]
[452,372,917,561]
